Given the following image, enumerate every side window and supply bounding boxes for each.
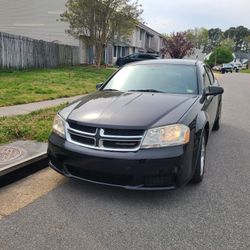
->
[129,53,137,59]
[205,66,215,84]
[139,54,146,59]
[203,68,211,88]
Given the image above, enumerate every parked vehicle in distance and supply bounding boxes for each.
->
[48,59,224,190]
[221,63,233,73]
[231,62,243,71]
[221,62,243,73]
[212,65,221,71]
[115,53,159,67]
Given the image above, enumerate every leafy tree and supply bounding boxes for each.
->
[207,28,223,52]
[224,26,250,51]
[224,27,236,40]
[220,38,235,51]
[61,0,142,68]
[242,35,250,52]
[186,28,208,51]
[234,26,250,50]
[206,47,233,67]
[163,32,194,59]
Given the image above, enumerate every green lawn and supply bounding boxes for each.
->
[0,66,115,107]
[0,104,67,144]
[242,69,250,73]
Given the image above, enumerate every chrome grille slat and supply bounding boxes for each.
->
[100,129,143,139]
[68,128,97,136]
[66,122,145,152]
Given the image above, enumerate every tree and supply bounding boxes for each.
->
[61,0,142,68]
[224,26,250,51]
[242,35,250,52]
[220,38,235,51]
[207,28,223,52]
[186,27,208,51]
[206,47,233,67]
[234,26,250,51]
[163,32,194,59]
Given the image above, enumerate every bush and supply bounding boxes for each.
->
[206,47,233,67]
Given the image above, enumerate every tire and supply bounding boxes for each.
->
[190,133,206,184]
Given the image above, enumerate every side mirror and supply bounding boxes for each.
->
[200,86,224,103]
[206,86,224,96]
[96,82,103,90]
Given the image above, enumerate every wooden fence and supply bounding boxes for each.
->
[0,32,80,69]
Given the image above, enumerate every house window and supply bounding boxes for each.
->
[114,46,117,57]
[140,30,143,40]
[122,47,125,57]
[118,46,121,58]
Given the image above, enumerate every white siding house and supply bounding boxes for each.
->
[0,0,78,46]
[0,0,164,65]
[110,23,165,64]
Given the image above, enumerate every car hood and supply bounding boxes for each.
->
[63,91,198,129]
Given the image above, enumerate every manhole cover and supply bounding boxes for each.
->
[0,146,26,164]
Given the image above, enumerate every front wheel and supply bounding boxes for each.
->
[190,134,206,184]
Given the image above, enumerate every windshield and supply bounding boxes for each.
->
[103,64,198,94]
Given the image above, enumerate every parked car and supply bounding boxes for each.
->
[231,62,243,71]
[221,62,243,73]
[212,65,221,71]
[115,53,159,67]
[48,59,224,190]
[220,63,233,73]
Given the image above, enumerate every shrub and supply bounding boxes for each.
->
[206,47,233,67]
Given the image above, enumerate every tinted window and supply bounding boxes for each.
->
[203,70,211,88]
[205,66,214,84]
[128,53,138,59]
[103,64,198,95]
[139,54,154,59]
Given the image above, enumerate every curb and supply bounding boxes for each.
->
[0,141,48,177]
[0,153,48,177]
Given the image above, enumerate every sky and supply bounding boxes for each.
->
[139,0,250,34]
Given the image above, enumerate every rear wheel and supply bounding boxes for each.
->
[190,133,206,184]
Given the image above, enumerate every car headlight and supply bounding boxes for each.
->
[52,114,65,138]
[141,124,190,148]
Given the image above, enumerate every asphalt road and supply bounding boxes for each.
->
[0,73,250,250]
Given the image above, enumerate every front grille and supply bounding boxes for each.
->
[104,128,144,136]
[66,121,145,152]
[70,133,95,146]
[102,140,141,149]
[67,120,97,134]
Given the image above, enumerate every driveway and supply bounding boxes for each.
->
[0,73,249,250]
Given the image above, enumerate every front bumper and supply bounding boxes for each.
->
[48,133,194,190]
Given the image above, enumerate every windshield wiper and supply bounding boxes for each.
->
[128,89,164,93]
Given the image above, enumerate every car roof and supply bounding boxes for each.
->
[128,59,202,66]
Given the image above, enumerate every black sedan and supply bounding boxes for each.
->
[48,59,224,190]
[115,53,159,67]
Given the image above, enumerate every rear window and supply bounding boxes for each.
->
[103,64,198,95]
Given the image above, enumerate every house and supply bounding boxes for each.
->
[0,0,78,46]
[0,0,164,65]
[80,23,165,65]
[233,51,250,65]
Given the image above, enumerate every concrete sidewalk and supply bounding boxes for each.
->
[0,95,84,176]
[0,95,83,117]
